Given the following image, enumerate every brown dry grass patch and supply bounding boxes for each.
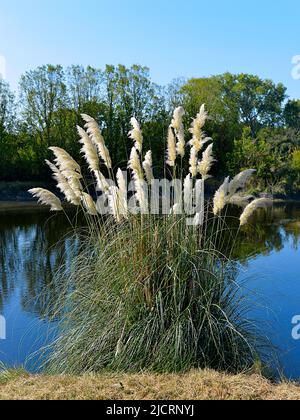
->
[0,370,300,400]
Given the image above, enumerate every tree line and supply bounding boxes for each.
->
[1,64,300,195]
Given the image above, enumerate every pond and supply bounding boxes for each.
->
[0,202,300,379]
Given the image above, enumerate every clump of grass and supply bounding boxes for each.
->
[46,216,263,374]
[30,105,271,374]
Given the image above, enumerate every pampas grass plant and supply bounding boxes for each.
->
[29,105,271,374]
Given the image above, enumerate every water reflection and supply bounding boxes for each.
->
[0,208,78,317]
[0,202,300,375]
[229,203,300,261]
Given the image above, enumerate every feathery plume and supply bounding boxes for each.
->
[189,136,212,152]
[194,179,204,214]
[28,188,62,212]
[184,174,193,214]
[49,147,81,174]
[116,169,128,217]
[128,147,144,181]
[198,144,216,180]
[129,117,143,153]
[45,160,81,205]
[78,126,99,173]
[213,177,230,215]
[240,198,272,226]
[143,151,154,185]
[81,114,112,169]
[189,104,209,151]
[108,186,122,223]
[189,146,198,177]
[176,129,186,158]
[135,180,148,214]
[228,169,256,197]
[171,106,185,131]
[171,107,186,158]
[128,147,148,213]
[77,126,109,193]
[81,193,98,216]
[166,126,177,167]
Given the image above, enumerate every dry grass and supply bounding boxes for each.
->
[1,370,300,400]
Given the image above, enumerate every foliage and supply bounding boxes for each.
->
[1,66,300,196]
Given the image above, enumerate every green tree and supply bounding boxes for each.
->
[284,100,300,131]
[19,65,67,154]
[0,79,16,179]
[221,73,287,136]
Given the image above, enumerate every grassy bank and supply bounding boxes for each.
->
[0,370,300,400]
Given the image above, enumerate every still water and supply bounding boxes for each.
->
[0,202,300,379]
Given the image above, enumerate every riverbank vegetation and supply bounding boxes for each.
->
[1,65,300,196]
[1,369,300,400]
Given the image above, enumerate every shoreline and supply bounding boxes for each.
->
[0,369,300,400]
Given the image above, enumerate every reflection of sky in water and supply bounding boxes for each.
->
[0,204,300,378]
[243,231,300,380]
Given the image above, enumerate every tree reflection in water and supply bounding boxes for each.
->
[0,203,300,321]
[0,208,81,318]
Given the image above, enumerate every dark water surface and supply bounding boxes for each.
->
[0,202,300,379]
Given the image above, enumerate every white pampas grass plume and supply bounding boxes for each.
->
[81,193,98,216]
[190,104,208,135]
[189,136,212,152]
[49,147,81,174]
[228,169,256,197]
[129,117,143,153]
[184,174,193,213]
[77,126,109,192]
[128,147,144,181]
[45,160,81,205]
[81,114,112,169]
[143,151,154,185]
[116,169,128,218]
[128,147,148,213]
[189,146,198,177]
[166,127,177,167]
[213,177,230,215]
[135,180,148,214]
[198,144,216,180]
[28,188,62,212]
[171,107,186,158]
[78,126,99,173]
[176,129,186,158]
[108,186,122,223]
[189,104,209,150]
[240,198,272,226]
[171,106,185,131]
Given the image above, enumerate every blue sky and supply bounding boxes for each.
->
[1,0,300,98]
